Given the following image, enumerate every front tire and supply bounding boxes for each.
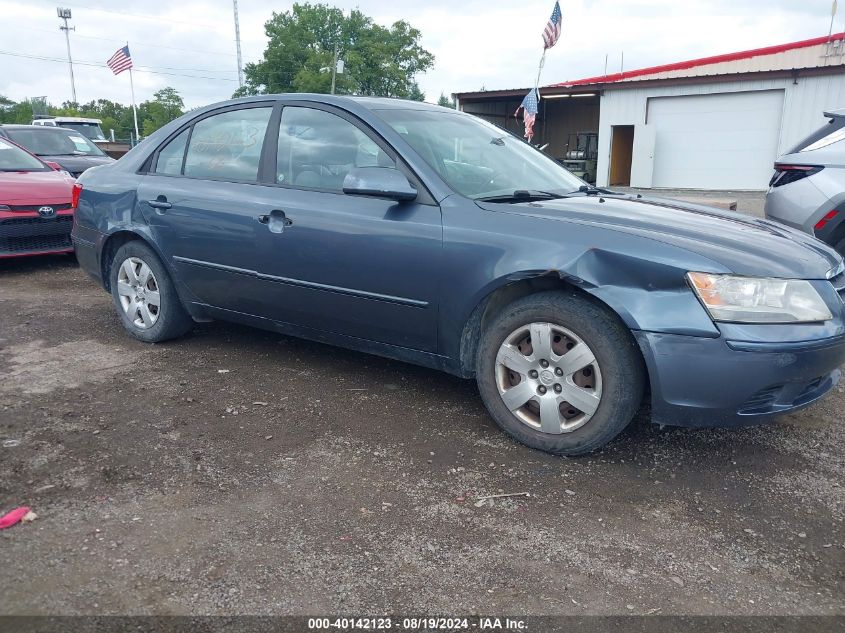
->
[476,291,645,455]
[109,241,193,343]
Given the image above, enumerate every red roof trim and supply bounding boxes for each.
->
[552,32,845,87]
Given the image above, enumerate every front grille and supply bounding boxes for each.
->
[6,203,73,213]
[0,215,73,253]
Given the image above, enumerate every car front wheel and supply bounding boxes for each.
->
[109,241,193,343]
[476,291,645,455]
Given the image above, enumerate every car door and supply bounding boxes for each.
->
[136,103,277,314]
[252,103,442,353]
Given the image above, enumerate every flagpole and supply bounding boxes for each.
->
[529,49,547,143]
[129,67,140,143]
[534,49,547,93]
[121,41,139,143]
[827,0,838,61]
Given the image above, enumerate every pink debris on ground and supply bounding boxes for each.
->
[0,506,31,529]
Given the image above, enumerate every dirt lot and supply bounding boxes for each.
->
[0,254,843,616]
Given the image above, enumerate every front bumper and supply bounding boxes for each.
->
[0,210,74,258]
[635,330,845,427]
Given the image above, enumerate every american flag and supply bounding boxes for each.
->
[514,88,539,141]
[543,1,563,50]
[107,45,133,75]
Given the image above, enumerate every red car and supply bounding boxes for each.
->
[0,136,78,258]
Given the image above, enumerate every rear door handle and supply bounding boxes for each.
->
[147,197,172,210]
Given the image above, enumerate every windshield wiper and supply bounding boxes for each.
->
[476,190,564,203]
[573,185,619,195]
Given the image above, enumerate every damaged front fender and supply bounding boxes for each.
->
[440,202,729,370]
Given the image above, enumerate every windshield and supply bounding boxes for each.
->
[375,109,584,199]
[60,122,106,141]
[0,138,49,171]
[5,127,106,157]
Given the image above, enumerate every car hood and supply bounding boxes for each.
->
[0,170,75,204]
[478,194,842,279]
[39,154,114,174]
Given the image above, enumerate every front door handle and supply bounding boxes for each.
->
[258,210,293,233]
[147,197,172,210]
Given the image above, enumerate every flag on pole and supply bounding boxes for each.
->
[543,1,563,50]
[107,45,134,75]
[514,88,539,141]
[107,44,140,142]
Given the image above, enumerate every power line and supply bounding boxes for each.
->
[19,24,241,59]
[0,49,240,82]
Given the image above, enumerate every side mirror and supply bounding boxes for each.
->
[343,167,417,202]
[44,161,63,171]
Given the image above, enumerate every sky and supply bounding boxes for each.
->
[0,0,840,109]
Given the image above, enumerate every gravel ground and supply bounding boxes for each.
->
[0,250,842,617]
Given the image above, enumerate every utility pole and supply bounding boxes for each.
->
[232,0,244,87]
[330,43,338,95]
[57,7,77,103]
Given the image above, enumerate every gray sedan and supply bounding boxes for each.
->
[71,95,845,455]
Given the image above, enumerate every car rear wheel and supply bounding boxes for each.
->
[475,291,645,455]
[109,241,192,343]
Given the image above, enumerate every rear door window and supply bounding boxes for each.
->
[182,107,272,182]
[154,128,190,176]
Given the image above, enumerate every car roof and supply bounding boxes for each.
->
[1,124,89,134]
[191,93,454,113]
[40,116,101,123]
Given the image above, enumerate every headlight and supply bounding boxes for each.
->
[687,272,832,323]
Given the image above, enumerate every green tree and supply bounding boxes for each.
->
[0,95,16,123]
[236,3,433,100]
[77,99,128,139]
[141,87,185,136]
[437,92,455,109]
[0,96,34,124]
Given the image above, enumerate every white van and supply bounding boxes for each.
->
[32,116,107,142]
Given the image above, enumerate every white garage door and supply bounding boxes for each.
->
[649,90,784,190]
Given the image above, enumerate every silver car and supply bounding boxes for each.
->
[765,109,845,255]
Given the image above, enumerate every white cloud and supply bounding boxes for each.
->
[0,0,838,108]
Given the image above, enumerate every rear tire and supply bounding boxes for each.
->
[109,241,193,343]
[475,291,645,455]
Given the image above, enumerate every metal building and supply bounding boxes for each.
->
[454,33,845,191]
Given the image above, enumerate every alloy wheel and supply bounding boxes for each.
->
[495,322,602,434]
